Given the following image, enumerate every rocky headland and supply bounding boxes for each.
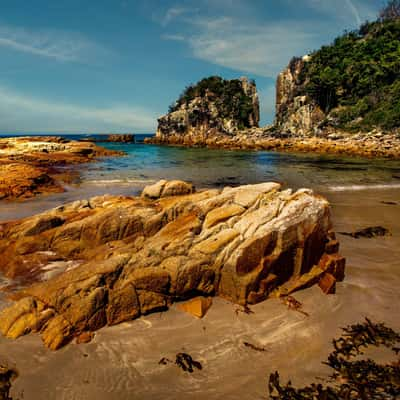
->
[147,16,400,159]
[0,180,344,350]
[0,136,122,201]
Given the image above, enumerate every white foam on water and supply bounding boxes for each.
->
[85,178,156,185]
[327,183,400,192]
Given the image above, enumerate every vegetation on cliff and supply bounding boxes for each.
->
[169,76,256,129]
[295,1,400,131]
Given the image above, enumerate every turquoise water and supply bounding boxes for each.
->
[87,139,400,190]
[1,133,400,220]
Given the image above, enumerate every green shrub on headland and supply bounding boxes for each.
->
[169,76,255,129]
[297,1,400,131]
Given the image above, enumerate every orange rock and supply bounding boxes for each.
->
[319,273,336,294]
[177,297,213,318]
[76,331,95,344]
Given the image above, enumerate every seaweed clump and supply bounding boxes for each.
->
[269,318,400,399]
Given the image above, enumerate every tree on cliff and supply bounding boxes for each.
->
[380,0,400,21]
[295,5,400,131]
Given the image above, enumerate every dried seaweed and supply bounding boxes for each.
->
[175,353,202,373]
[268,318,400,399]
[282,296,310,317]
[243,342,267,352]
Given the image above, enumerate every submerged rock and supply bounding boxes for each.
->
[106,134,135,143]
[0,180,345,349]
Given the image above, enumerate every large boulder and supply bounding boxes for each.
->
[0,181,345,349]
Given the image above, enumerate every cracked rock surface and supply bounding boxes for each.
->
[0,180,345,349]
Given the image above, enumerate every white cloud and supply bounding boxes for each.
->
[165,16,318,77]
[0,24,107,63]
[162,0,380,78]
[0,86,158,133]
[161,7,197,26]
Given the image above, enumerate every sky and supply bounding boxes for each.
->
[0,0,383,133]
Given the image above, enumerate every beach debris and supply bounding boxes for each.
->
[338,226,391,238]
[158,357,173,366]
[381,200,398,205]
[281,296,309,317]
[0,363,18,400]
[175,353,202,373]
[268,318,400,399]
[177,297,213,319]
[235,304,254,316]
[243,342,267,352]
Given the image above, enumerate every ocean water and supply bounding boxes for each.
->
[1,133,400,220]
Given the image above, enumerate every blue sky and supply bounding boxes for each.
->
[0,0,382,133]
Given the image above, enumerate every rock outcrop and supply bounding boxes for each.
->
[275,57,325,136]
[106,134,135,143]
[153,76,259,145]
[0,180,344,349]
[0,136,122,200]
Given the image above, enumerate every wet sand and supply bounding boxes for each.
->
[0,188,399,399]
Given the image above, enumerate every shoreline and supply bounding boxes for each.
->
[0,186,398,399]
[146,129,400,159]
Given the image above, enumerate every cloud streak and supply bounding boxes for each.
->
[0,86,158,133]
[0,24,106,63]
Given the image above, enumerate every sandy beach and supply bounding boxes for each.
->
[0,187,398,400]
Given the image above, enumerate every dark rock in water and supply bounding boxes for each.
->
[107,134,135,143]
[339,226,390,239]
[268,318,400,399]
[175,353,202,373]
[0,363,18,400]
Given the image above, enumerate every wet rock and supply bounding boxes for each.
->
[339,226,391,238]
[0,181,345,349]
[175,353,202,373]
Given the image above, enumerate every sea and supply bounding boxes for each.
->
[1,132,400,220]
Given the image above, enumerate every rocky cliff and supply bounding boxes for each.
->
[275,17,400,135]
[154,76,259,144]
[0,180,344,349]
[275,57,325,136]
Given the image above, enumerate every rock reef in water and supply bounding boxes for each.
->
[155,76,259,144]
[106,134,135,143]
[0,136,122,201]
[0,180,344,350]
